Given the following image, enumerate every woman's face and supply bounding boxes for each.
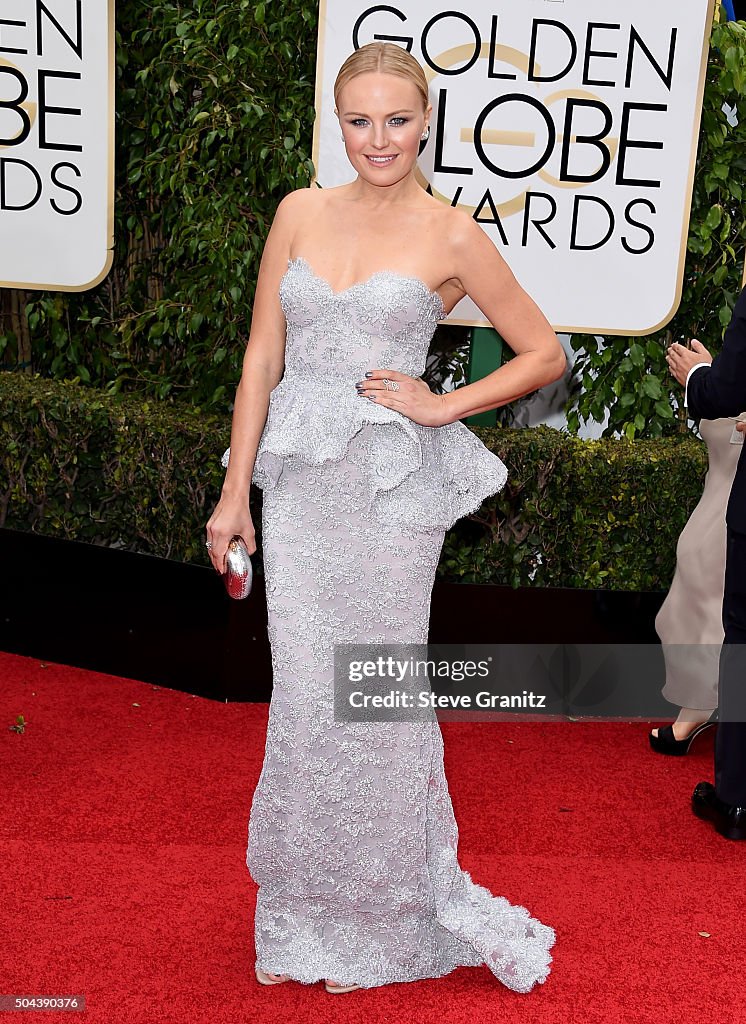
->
[336,72,430,187]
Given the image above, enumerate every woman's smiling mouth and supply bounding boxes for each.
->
[365,154,398,166]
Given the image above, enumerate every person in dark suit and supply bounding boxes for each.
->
[666,284,746,839]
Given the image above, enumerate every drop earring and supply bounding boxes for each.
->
[420,126,430,141]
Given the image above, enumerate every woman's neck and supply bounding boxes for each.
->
[345,172,425,208]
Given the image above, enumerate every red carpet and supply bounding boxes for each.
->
[1,651,742,1024]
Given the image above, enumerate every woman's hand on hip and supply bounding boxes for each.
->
[354,369,450,427]
[205,493,257,573]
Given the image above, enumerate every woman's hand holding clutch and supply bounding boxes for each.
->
[205,494,257,575]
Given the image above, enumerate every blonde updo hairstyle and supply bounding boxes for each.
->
[334,42,430,113]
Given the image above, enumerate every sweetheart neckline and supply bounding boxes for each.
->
[286,256,445,318]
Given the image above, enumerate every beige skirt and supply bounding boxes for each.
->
[655,417,743,710]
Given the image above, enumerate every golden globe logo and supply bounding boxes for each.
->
[314,1,716,335]
[0,1,114,291]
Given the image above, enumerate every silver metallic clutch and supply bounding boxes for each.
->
[223,535,253,600]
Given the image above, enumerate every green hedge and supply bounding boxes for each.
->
[0,371,227,564]
[441,427,707,589]
[1,372,707,589]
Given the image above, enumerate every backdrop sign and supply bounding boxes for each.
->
[314,0,716,334]
[0,0,114,291]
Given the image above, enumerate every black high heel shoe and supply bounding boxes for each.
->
[649,715,717,756]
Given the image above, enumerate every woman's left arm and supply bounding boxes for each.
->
[360,210,567,426]
[438,211,567,424]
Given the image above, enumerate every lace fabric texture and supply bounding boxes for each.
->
[226,257,555,990]
[221,257,508,531]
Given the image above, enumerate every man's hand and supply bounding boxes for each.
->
[665,339,712,386]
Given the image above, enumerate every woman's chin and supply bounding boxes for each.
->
[355,157,414,185]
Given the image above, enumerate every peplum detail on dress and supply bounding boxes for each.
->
[221,373,508,532]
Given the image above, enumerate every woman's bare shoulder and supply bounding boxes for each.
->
[417,199,481,264]
[433,201,478,241]
[274,186,324,216]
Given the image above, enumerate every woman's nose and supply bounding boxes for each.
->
[371,123,389,148]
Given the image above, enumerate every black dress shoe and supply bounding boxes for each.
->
[692,781,746,840]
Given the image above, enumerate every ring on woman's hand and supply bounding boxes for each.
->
[206,540,213,550]
[383,378,400,391]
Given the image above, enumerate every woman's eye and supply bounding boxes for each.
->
[348,117,408,127]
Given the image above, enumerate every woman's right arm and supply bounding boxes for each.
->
[206,189,307,570]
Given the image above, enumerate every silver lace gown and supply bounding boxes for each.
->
[222,256,556,992]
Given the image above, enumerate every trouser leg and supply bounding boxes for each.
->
[715,527,746,806]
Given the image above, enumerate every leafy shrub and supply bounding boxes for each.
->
[2,1,320,409]
[1,372,706,589]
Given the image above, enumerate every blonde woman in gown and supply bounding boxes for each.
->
[650,416,743,753]
[206,42,566,994]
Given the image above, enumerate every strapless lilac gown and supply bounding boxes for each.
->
[221,256,555,992]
